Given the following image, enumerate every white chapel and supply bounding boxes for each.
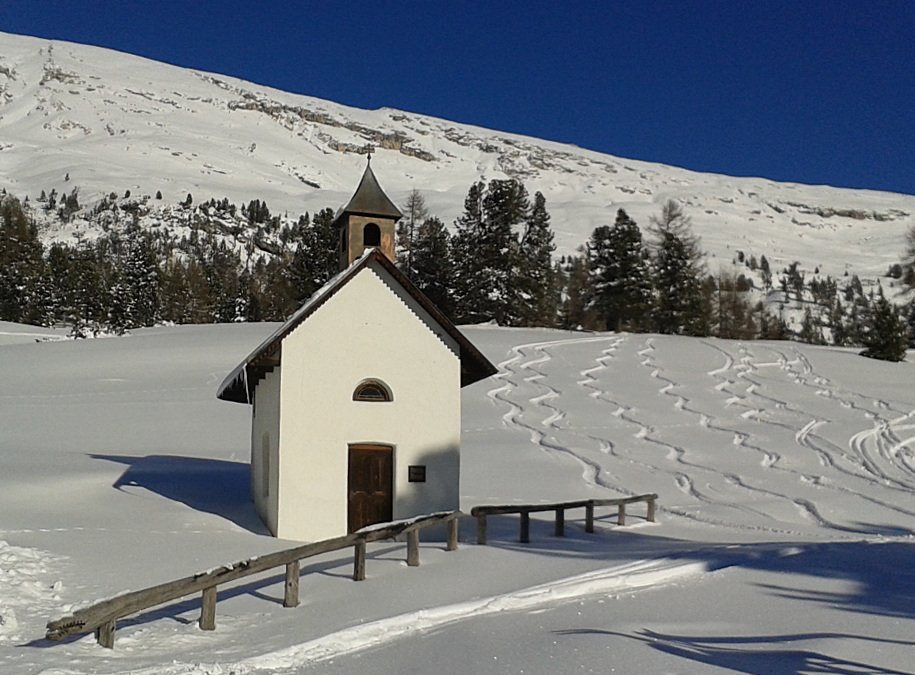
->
[217,159,496,542]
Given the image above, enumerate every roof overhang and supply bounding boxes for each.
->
[216,249,497,404]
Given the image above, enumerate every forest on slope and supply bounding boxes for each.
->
[1,178,910,361]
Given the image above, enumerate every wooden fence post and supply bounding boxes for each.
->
[199,587,217,631]
[585,504,594,533]
[554,508,565,537]
[618,503,626,526]
[647,497,656,523]
[96,619,116,649]
[353,541,366,581]
[284,560,300,608]
[447,516,459,551]
[520,511,530,543]
[407,530,420,567]
[476,514,487,545]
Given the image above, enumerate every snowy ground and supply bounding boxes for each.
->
[1,321,913,674]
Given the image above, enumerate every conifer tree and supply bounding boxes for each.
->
[902,225,915,290]
[410,216,454,316]
[0,195,50,325]
[799,307,825,344]
[516,191,557,326]
[585,209,651,332]
[66,245,106,337]
[759,255,772,291]
[715,271,759,339]
[483,179,530,325]
[451,179,546,325]
[451,181,490,324]
[557,252,593,330]
[288,208,338,304]
[396,189,428,278]
[861,289,908,361]
[908,300,915,347]
[160,257,211,324]
[121,232,161,327]
[830,297,850,346]
[648,201,707,335]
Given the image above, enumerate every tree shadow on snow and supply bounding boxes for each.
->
[555,628,914,675]
[475,513,915,621]
[90,454,269,535]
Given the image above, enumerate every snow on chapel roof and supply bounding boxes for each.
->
[217,248,497,403]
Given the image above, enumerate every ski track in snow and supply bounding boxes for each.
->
[489,335,624,491]
[490,336,807,535]
[488,334,915,539]
[633,338,839,533]
[648,340,915,534]
[763,345,915,492]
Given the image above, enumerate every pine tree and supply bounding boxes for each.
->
[46,243,73,325]
[759,255,772,291]
[123,233,161,327]
[516,191,557,326]
[483,179,530,325]
[829,297,850,346]
[107,266,131,334]
[902,225,915,290]
[585,209,651,332]
[287,208,337,304]
[160,257,211,324]
[557,251,594,330]
[861,290,907,362]
[648,201,707,336]
[411,216,454,316]
[715,271,759,339]
[908,300,915,347]
[799,307,825,344]
[451,181,490,324]
[66,246,106,337]
[758,306,791,340]
[396,189,428,278]
[0,195,50,325]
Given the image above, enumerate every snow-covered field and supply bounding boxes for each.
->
[1,321,913,674]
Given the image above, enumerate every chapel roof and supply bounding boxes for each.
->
[333,158,403,224]
[216,248,497,404]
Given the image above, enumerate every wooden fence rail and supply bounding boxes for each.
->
[470,494,658,545]
[46,511,460,649]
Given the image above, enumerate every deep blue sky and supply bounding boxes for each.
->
[2,1,913,195]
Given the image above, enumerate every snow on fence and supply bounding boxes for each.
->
[45,511,461,649]
[470,494,658,545]
[45,496,658,649]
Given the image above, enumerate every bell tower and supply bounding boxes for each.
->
[335,152,402,270]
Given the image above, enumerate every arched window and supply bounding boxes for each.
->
[363,223,381,247]
[353,379,392,402]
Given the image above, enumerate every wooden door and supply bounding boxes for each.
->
[348,445,393,533]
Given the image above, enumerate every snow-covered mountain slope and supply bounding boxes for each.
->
[1,30,913,283]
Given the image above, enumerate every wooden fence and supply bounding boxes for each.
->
[45,494,659,649]
[470,493,658,545]
[45,511,460,649]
